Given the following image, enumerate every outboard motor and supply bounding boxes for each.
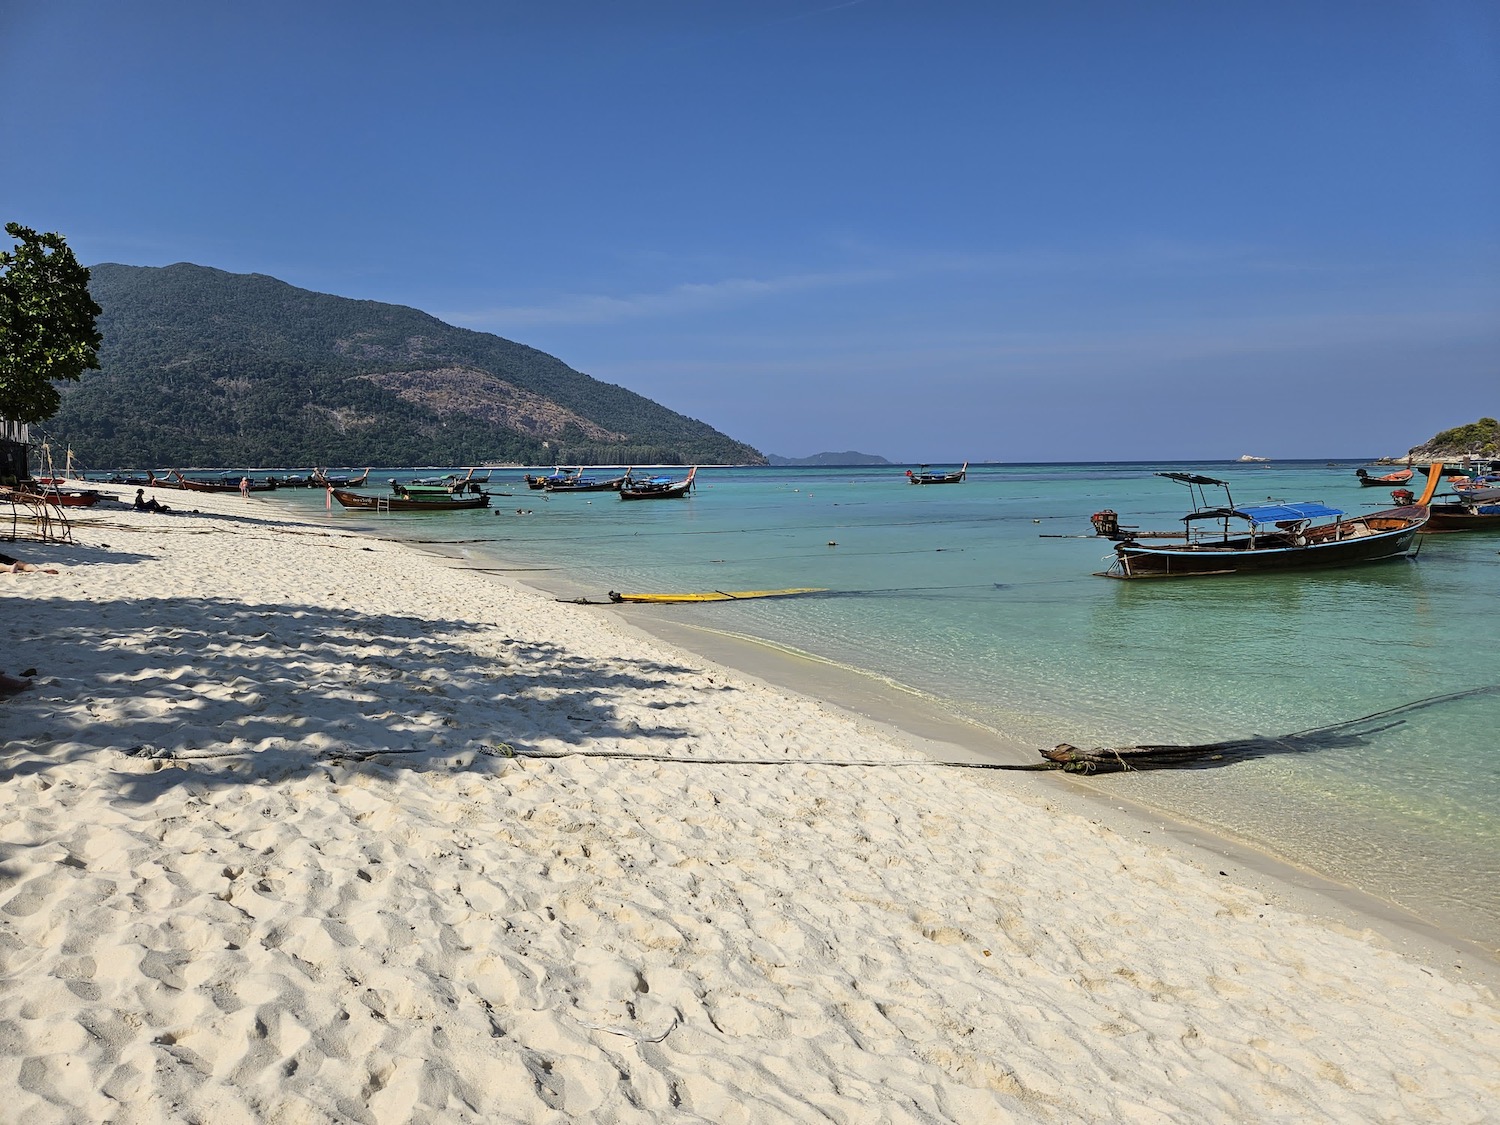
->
[1391,488,1414,506]
[1090,509,1120,537]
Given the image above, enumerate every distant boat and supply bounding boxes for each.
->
[172,470,277,493]
[545,471,628,493]
[1237,455,1270,463]
[1419,457,1496,477]
[331,488,488,512]
[905,462,967,484]
[619,467,696,500]
[392,468,482,496]
[525,467,577,490]
[313,467,370,488]
[1452,477,1500,504]
[1355,467,1413,487]
[1097,472,1426,579]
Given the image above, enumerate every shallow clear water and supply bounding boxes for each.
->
[282,462,1500,947]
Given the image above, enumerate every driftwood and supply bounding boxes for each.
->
[1040,684,1498,774]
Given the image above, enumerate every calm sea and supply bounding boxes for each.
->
[278,462,1500,949]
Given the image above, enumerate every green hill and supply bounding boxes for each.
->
[1408,417,1499,459]
[46,263,765,469]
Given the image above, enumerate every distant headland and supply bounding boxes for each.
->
[765,451,893,467]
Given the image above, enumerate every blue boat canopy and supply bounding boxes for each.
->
[1232,501,1343,524]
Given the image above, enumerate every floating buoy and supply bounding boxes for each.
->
[828,541,837,547]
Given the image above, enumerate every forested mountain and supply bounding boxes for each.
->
[47,263,765,468]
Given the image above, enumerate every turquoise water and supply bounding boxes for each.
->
[282,463,1500,948]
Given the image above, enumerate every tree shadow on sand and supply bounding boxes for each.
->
[1,593,705,801]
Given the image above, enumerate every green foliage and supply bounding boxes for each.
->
[48,263,767,469]
[0,224,103,425]
[1425,417,1500,455]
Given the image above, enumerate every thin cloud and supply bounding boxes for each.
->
[443,240,1497,333]
[445,266,898,329]
[597,303,1500,383]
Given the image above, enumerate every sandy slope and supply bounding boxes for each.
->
[1,485,1498,1123]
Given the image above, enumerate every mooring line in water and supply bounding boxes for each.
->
[1279,683,1500,739]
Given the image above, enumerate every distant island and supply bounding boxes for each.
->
[766,451,893,467]
[48,263,766,470]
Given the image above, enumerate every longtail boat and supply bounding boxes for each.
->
[314,467,370,488]
[172,470,277,493]
[331,488,488,512]
[1452,477,1500,504]
[525,468,577,490]
[1098,472,1426,578]
[391,468,485,497]
[545,471,628,492]
[21,485,103,508]
[619,467,696,500]
[906,462,967,484]
[1391,462,1500,531]
[1355,467,1413,487]
[1423,502,1500,532]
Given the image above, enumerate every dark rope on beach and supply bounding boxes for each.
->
[122,685,1498,776]
[475,743,1055,770]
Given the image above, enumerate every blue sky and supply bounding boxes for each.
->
[3,1,1496,462]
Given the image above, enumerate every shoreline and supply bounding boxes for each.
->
[422,538,1500,987]
[91,483,1500,969]
[5,484,1500,1120]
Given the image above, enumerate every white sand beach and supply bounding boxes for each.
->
[3,485,1499,1123]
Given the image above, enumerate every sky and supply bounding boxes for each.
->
[3,0,1497,462]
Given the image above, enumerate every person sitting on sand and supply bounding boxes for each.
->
[134,488,171,513]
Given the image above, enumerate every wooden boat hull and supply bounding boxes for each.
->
[26,489,102,507]
[620,468,696,500]
[906,463,968,484]
[314,469,370,488]
[526,470,577,490]
[1355,469,1413,487]
[1104,515,1425,578]
[392,483,485,499]
[331,488,488,512]
[1423,503,1500,532]
[173,472,276,493]
[619,481,692,500]
[545,476,627,492]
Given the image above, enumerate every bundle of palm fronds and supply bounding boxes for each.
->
[1038,685,1496,774]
